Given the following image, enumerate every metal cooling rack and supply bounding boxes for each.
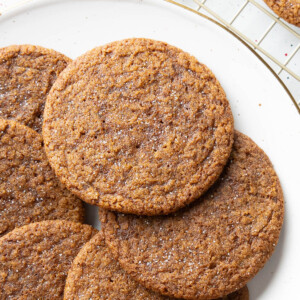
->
[195,0,300,80]
[167,0,300,112]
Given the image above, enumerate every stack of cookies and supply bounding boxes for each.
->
[0,38,284,299]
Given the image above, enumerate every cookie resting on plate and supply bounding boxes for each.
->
[0,119,85,237]
[100,131,284,299]
[0,220,97,299]
[43,38,234,216]
[0,44,71,132]
[64,231,249,300]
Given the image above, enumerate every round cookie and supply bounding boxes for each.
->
[0,44,71,132]
[100,131,284,299]
[43,38,234,215]
[0,220,97,299]
[264,0,300,27]
[0,119,85,237]
[64,231,249,300]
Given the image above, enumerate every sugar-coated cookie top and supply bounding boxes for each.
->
[43,38,234,216]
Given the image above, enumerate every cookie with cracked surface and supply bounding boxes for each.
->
[99,131,283,299]
[0,220,97,299]
[0,44,71,132]
[43,38,234,216]
[0,119,85,237]
[264,0,300,27]
[64,231,249,300]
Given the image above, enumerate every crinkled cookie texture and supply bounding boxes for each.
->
[0,44,71,132]
[100,131,284,299]
[0,119,85,238]
[64,232,166,300]
[43,38,234,215]
[0,220,97,299]
[64,232,249,300]
[264,0,300,26]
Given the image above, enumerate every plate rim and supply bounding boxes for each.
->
[1,0,299,114]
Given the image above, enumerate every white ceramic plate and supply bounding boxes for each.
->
[0,0,299,299]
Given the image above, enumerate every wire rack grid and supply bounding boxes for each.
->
[195,0,300,80]
[167,0,300,112]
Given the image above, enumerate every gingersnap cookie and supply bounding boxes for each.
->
[43,38,234,215]
[100,131,284,299]
[0,44,71,132]
[64,231,249,300]
[0,220,97,299]
[0,119,85,238]
[264,0,300,27]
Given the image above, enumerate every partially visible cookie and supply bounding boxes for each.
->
[0,44,71,132]
[43,38,234,215]
[64,231,249,300]
[264,0,300,27]
[0,119,85,237]
[0,220,97,299]
[100,131,283,299]
[64,231,166,300]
